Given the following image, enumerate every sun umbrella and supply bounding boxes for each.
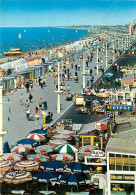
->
[4,171,32,184]
[58,130,75,136]
[28,129,46,135]
[104,72,113,78]
[55,144,78,154]
[0,174,4,183]
[40,161,64,172]
[77,153,86,161]
[26,133,45,141]
[52,134,71,140]
[27,154,50,163]
[11,145,32,153]
[14,161,39,171]
[78,145,99,153]
[34,145,54,154]
[0,161,13,174]
[2,153,22,162]
[33,172,59,191]
[60,174,86,192]
[16,138,37,147]
[48,140,68,147]
[65,162,91,173]
[52,154,73,161]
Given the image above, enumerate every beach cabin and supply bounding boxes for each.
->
[0,76,15,95]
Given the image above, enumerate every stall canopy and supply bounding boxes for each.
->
[78,118,109,135]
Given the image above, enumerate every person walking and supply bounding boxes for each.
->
[40,79,43,89]
[20,93,23,105]
[35,106,39,120]
[67,85,70,94]
[39,98,43,110]
[25,99,30,109]
[28,93,33,103]
[26,108,30,120]
[38,77,42,86]
[30,80,33,92]
[25,82,30,93]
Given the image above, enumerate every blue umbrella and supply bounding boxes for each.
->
[60,174,86,191]
[16,138,37,146]
[28,129,47,135]
[65,162,91,173]
[40,161,64,172]
[33,172,59,191]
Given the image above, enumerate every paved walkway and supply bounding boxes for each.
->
[2,43,115,147]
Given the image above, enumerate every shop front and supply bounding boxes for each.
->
[106,131,136,195]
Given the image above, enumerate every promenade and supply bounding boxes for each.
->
[2,41,116,147]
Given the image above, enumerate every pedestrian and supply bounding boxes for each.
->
[25,82,30,93]
[43,77,46,87]
[26,108,30,120]
[75,64,77,71]
[38,77,42,86]
[35,106,39,120]
[78,64,80,71]
[67,85,70,94]
[56,83,58,90]
[87,78,90,86]
[71,63,73,69]
[63,84,66,94]
[90,69,93,76]
[29,80,33,91]
[43,100,48,110]
[60,83,63,91]
[68,74,70,81]
[76,75,79,83]
[39,98,43,110]
[28,93,33,103]
[40,79,43,89]
[20,93,23,105]
[25,99,30,108]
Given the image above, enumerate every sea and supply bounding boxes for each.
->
[0,27,89,57]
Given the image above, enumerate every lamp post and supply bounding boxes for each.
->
[127,34,129,48]
[0,86,7,159]
[95,46,99,76]
[82,53,86,89]
[121,36,124,50]
[56,61,61,113]
[112,40,115,62]
[105,42,108,68]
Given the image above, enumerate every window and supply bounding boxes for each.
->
[109,153,115,170]
[122,155,129,171]
[116,154,122,171]
[129,156,135,171]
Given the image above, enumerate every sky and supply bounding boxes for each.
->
[0,0,136,27]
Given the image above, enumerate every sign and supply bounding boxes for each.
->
[111,174,134,181]
[76,97,84,105]
[95,122,107,131]
[90,150,105,157]
[104,105,133,112]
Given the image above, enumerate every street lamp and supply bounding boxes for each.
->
[0,86,7,159]
[105,42,108,68]
[112,40,115,62]
[95,46,99,76]
[82,53,86,89]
